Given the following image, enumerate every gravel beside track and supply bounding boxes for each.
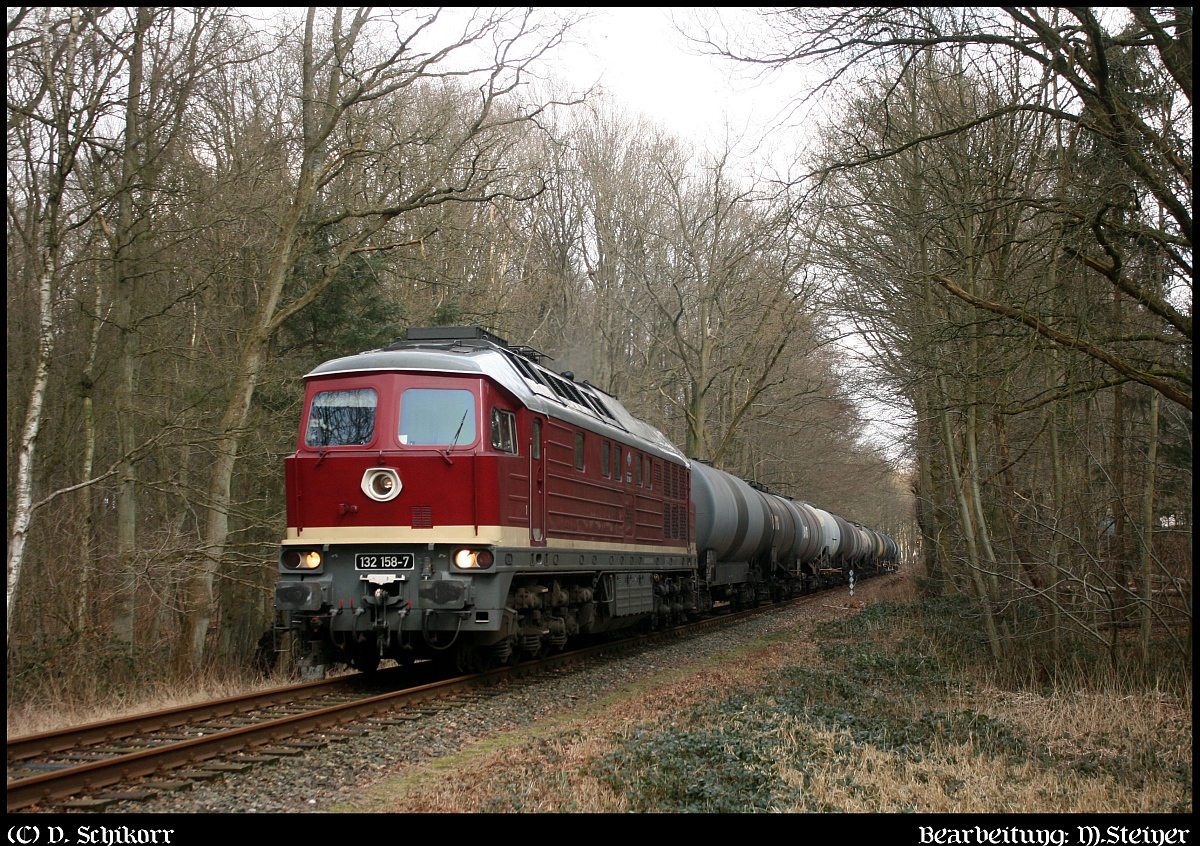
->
[50,580,895,814]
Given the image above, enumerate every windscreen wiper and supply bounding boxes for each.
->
[442,408,469,465]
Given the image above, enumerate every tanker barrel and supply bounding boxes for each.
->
[689,462,773,563]
[764,494,797,563]
[832,514,857,565]
[789,501,822,565]
[806,505,841,562]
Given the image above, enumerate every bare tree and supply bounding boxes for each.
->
[781,12,1191,676]
[176,8,574,669]
[7,8,123,640]
[92,8,240,643]
[696,7,1191,411]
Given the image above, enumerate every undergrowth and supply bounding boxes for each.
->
[587,596,1192,813]
[6,628,278,736]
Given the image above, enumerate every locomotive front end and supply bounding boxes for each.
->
[273,347,519,678]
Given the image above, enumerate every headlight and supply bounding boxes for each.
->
[453,548,495,570]
[282,550,322,570]
[362,468,402,502]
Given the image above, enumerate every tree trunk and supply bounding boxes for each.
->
[7,9,82,642]
[1047,363,1066,661]
[964,401,1002,603]
[1138,392,1159,666]
[914,385,947,594]
[992,407,1045,589]
[176,37,318,668]
[938,375,1002,660]
[685,298,712,461]
[112,6,151,646]
[177,291,282,670]
[7,261,58,643]
[76,278,106,630]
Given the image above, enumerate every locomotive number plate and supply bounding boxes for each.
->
[355,553,415,571]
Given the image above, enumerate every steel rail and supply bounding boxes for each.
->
[6,668,507,812]
[8,591,826,812]
[7,673,373,763]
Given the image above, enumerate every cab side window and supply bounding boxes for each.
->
[491,408,518,454]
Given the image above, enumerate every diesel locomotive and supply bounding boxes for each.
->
[272,326,898,677]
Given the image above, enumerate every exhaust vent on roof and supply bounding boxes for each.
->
[405,326,509,346]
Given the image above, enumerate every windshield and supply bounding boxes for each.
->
[399,388,476,446]
[305,388,378,447]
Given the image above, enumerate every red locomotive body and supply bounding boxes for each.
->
[274,327,696,675]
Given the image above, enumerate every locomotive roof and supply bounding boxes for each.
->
[306,331,688,464]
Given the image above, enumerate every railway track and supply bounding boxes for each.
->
[8,594,812,812]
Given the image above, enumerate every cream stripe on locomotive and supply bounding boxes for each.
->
[284,524,691,555]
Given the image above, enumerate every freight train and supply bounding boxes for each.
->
[272,326,899,678]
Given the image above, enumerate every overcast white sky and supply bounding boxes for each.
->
[241,8,805,157]
[547,9,908,459]
[544,8,809,159]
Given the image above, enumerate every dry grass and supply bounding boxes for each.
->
[776,727,1187,813]
[343,574,1191,814]
[6,665,292,738]
[7,634,381,738]
[979,684,1191,766]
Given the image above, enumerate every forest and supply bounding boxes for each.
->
[7,8,1190,706]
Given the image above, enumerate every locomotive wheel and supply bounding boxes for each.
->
[455,638,516,673]
[455,647,488,673]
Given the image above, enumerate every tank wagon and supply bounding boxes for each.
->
[272,327,897,677]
